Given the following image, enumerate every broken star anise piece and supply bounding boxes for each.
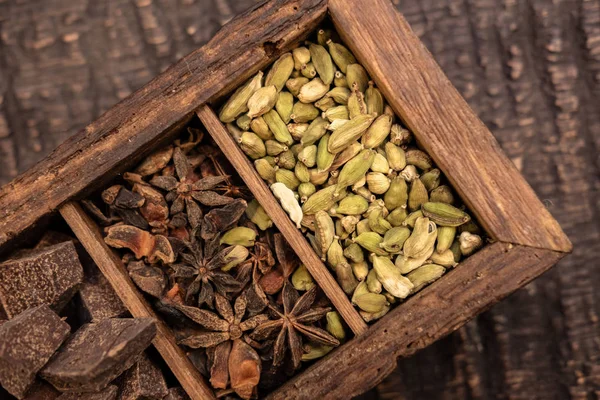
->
[200,199,248,240]
[170,234,243,308]
[149,147,235,229]
[250,284,340,370]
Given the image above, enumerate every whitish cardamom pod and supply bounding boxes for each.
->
[250,117,273,141]
[407,264,445,293]
[226,123,244,141]
[408,178,429,211]
[387,207,408,227]
[400,165,419,182]
[271,182,303,228]
[355,218,372,235]
[265,53,294,91]
[370,153,390,174]
[341,215,360,235]
[380,226,411,253]
[406,149,433,170]
[347,83,367,119]
[298,182,316,202]
[298,78,330,103]
[221,245,250,272]
[263,109,293,146]
[288,122,309,141]
[422,202,470,227]
[344,242,364,263]
[286,77,309,96]
[430,185,455,204]
[265,140,288,156]
[326,86,351,104]
[332,71,346,88]
[247,85,278,118]
[335,261,359,295]
[329,141,362,171]
[346,63,369,93]
[362,114,392,149]
[366,269,383,293]
[239,132,266,159]
[349,260,367,282]
[360,305,391,323]
[326,239,345,268]
[221,226,257,247]
[277,149,296,170]
[390,124,412,145]
[219,71,263,123]
[323,105,349,122]
[300,117,329,146]
[402,210,423,228]
[335,149,376,196]
[291,102,319,123]
[309,43,335,85]
[236,114,251,131]
[275,91,294,123]
[403,217,437,259]
[354,292,389,313]
[420,168,441,192]
[365,81,384,116]
[430,249,457,267]
[334,195,369,215]
[351,281,369,304]
[326,40,356,73]
[366,172,391,195]
[302,185,343,215]
[385,142,406,171]
[276,169,300,190]
[384,175,408,211]
[292,264,315,291]
[245,199,273,231]
[294,161,311,183]
[367,207,392,235]
[314,211,336,258]
[293,46,311,69]
[372,256,414,299]
[436,226,456,253]
[353,232,388,256]
[326,311,346,341]
[255,158,277,183]
[459,231,483,256]
[316,133,335,172]
[301,62,317,79]
[309,168,329,186]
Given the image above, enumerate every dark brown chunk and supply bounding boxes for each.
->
[40,318,156,393]
[0,305,70,399]
[118,354,168,400]
[164,387,191,400]
[22,380,61,400]
[79,266,128,322]
[34,232,76,250]
[0,242,84,318]
[56,385,118,400]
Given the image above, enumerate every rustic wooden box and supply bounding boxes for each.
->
[0,0,571,398]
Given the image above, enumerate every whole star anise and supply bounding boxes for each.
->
[170,234,243,308]
[250,284,340,370]
[149,147,235,228]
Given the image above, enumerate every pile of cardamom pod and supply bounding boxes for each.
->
[219,27,484,322]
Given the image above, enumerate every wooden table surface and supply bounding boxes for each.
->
[0,0,598,399]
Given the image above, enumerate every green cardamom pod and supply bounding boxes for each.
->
[277,149,296,170]
[436,226,457,253]
[328,141,363,171]
[351,281,370,304]
[335,261,359,295]
[250,117,273,141]
[366,269,383,293]
[346,63,369,93]
[316,133,335,172]
[335,149,376,195]
[365,81,384,116]
[294,161,311,183]
[286,77,309,97]
[326,86,351,104]
[387,207,408,227]
[400,165,419,182]
[366,172,391,195]
[340,215,360,235]
[309,168,329,186]
[254,158,278,183]
[390,124,412,146]
[300,116,329,146]
[384,175,408,211]
[459,232,483,256]
[291,102,319,123]
[334,70,347,87]
[239,132,266,159]
[275,168,300,190]
[323,105,349,122]
[303,185,343,215]
[314,211,336,258]
[265,53,294,92]
[362,114,392,149]
[359,305,391,322]
[334,194,369,215]
[326,311,346,341]
[301,62,317,79]
[347,84,367,119]
[236,114,251,131]
[385,142,406,171]
[265,139,288,156]
[298,78,330,103]
[367,207,392,235]
[309,43,335,85]
[407,263,445,293]
[247,85,278,118]
[351,260,369,282]
[422,202,470,227]
[402,210,423,228]
[226,123,243,141]
[298,145,318,168]
[406,149,433,170]
[380,226,411,253]
[221,245,250,272]
[219,71,263,123]
[245,199,273,231]
[287,122,309,141]
[353,232,388,256]
[403,217,437,259]
[430,185,455,204]
[292,264,316,291]
[301,343,334,361]
[326,40,356,73]
[372,255,414,299]
[450,240,462,262]
[326,239,346,268]
[220,226,257,247]
[292,46,311,69]
[275,91,294,123]
[354,292,389,313]
[420,168,441,192]
[343,242,365,263]
[263,109,293,146]
[370,153,390,174]
[298,182,316,202]
[430,249,457,267]
[355,218,372,236]
[408,178,429,211]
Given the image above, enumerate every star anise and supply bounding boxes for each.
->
[149,147,235,228]
[250,284,340,370]
[170,234,243,308]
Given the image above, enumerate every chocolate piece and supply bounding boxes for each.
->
[34,231,76,250]
[56,385,118,400]
[0,242,84,318]
[40,318,156,393]
[118,354,168,400]
[0,305,70,399]
[79,266,128,323]
[22,381,60,400]
[164,387,191,400]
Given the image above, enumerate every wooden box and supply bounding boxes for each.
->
[0,0,571,398]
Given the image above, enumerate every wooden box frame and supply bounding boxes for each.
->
[0,0,571,399]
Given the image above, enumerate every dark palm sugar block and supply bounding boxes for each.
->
[56,385,119,400]
[0,241,84,318]
[118,354,169,400]
[0,305,70,399]
[78,267,128,323]
[40,318,156,393]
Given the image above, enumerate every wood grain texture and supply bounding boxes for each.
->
[329,0,572,254]
[197,105,368,336]
[59,202,215,400]
[270,242,566,399]
[0,0,328,254]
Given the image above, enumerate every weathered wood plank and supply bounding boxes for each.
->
[328,0,572,254]
[197,105,368,336]
[59,202,215,400]
[269,242,566,399]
